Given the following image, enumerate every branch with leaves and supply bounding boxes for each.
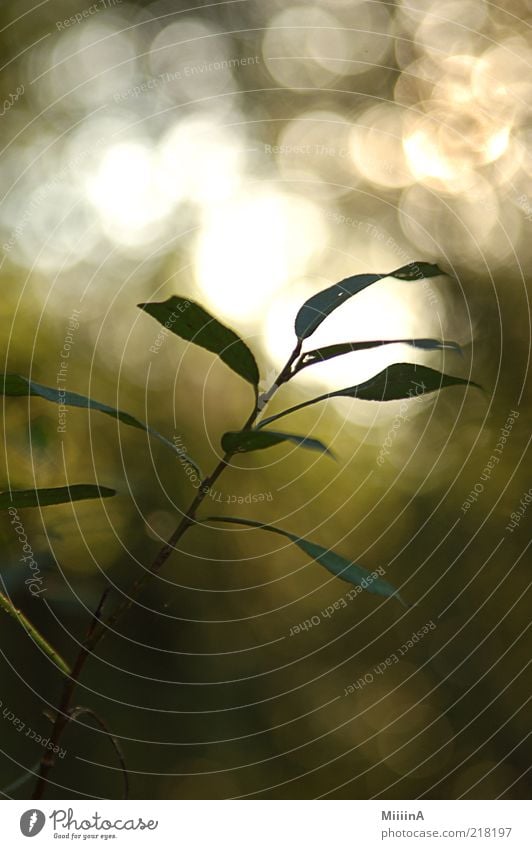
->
[0,261,480,799]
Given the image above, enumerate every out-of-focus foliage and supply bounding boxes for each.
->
[138,296,260,389]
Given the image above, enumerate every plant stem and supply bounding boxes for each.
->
[0,591,69,676]
[32,345,300,800]
[32,590,110,799]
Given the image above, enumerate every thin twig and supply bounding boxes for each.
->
[32,344,301,799]
[1,761,41,796]
[32,588,110,799]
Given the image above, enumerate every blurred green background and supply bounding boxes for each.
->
[0,0,530,799]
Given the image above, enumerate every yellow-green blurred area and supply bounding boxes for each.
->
[0,0,530,800]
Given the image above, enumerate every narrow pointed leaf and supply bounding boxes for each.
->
[295,262,447,340]
[206,516,405,604]
[138,296,259,390]
[294,338,461,374]
[258,363,481,429]
[0,485,116,510]
[0,591,70,674]
[221,429,334,457]
[1,374,202,479]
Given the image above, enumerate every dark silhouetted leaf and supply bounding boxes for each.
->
[258,363,481,429]
[293,338,461,374]
[0,485,116,509]
[1,374,202,478]
[138,296,259,390]
[295,262,447,340]
[206,516,405,604]
[221,429,334,457]
[0,591,70,674]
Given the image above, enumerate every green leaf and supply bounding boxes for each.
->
[0,485,116,509]
[295,262,447,340]
[0,591,70,674]
[221,429,334,457]
[1,374,202,479]
[206,516,405,604]
[293,338,461,375]
[138,296,260,390]
[258,363,481,429]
